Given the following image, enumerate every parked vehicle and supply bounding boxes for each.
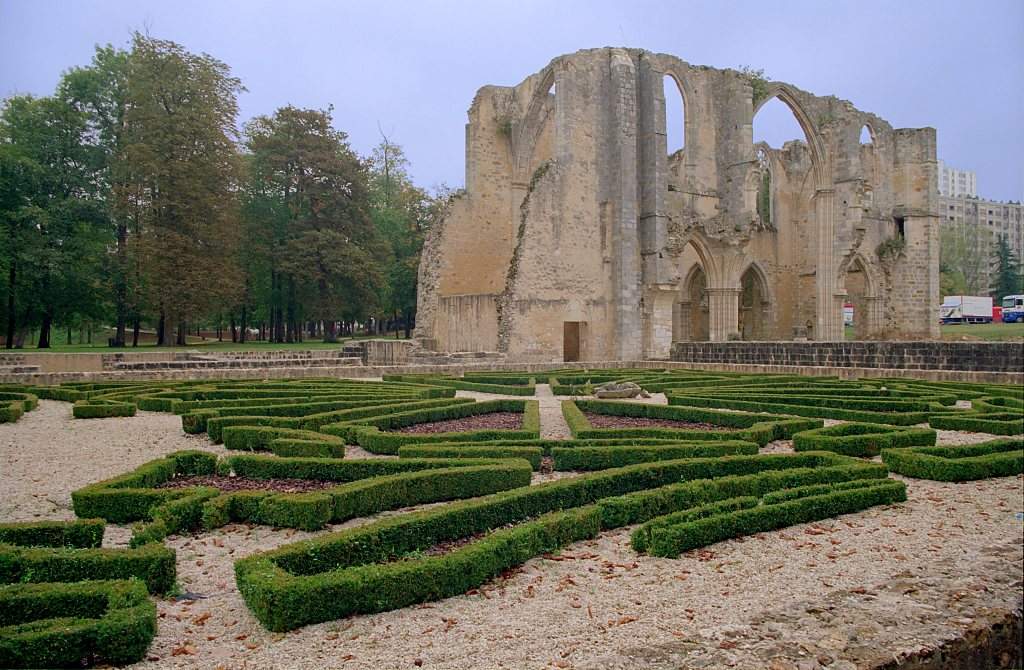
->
[1001,294,1024,323]
[939,296,993,324]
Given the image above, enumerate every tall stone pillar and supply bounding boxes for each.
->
[815,188,843,341]
[607,50,642,360]
[707,287,741,342]
[865,295,884,339]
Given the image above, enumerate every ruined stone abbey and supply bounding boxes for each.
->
[415,48,941,362]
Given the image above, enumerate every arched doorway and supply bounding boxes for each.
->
[674,265,709,342]
[843,256,878,340]
[739,266,770,340]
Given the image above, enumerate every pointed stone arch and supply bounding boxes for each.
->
[512,65,558,186]
[753,84,829,188]
[739,262,773,340]
[838,253,881,340]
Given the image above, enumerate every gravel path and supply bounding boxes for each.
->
[1,396,1021,670]
[0,400,224,522]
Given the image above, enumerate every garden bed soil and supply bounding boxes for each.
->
[156,475,337,493]
[392,412,523,433]
[583,412,727,431]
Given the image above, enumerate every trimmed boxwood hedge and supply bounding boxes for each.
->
[638,478,907,557]
[0,580,156,668]
[0,518,104,549]
[550,441,759,471]
[221,426,347,458]
[881,438,1024,481]
[928,411,1023,435]
[563,399,820,445]
[72,399,137,419]
[792,422,936,457]
[0,391,38,423]
[398,445,545,470]
[0,540,176,595]
[666,393,936,425]
[202,462,532,531]
[235,451,884,630]
[340,400,541,454]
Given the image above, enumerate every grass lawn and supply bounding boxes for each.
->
[939,322,1024,342]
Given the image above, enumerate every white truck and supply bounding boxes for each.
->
[940,295,993,324]
[1001,294,1024,324]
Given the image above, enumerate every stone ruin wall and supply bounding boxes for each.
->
[415,48,941,362]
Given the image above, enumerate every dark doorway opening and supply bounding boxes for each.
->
[563,322,581,362]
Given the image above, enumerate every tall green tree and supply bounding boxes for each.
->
[60,45,133,344]
[115,34,243,345]
[991,234,1023,299]
[0,93,110,348]
[939,222,991,295]
[368,136,434,337]
[244,106,383,342]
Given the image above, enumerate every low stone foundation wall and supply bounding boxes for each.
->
[671,341,1024,374]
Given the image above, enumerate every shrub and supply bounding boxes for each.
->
[72,399,137,419]
[928,412,1023,435]
[72,450,218,524]
[204,463,532,531]
[793,422,936,457]
[398,445,545,470]
[881,438,1024,481]
[640,479,907,557]
[0,519,104,548]
[221,426,346,458]
[0,540,176,594]
[0,580,156,668]
[341,400,541,454]
[563,399,819,445]
[234,452,880,630]
[551,441,759,471]
[666,393,935,425]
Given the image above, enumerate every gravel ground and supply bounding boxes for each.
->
[1,396,1021,670]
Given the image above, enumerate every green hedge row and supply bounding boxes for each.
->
[638,479,907,557]
[928,412,1023,435]
[793,422,936,457]
[0,580,156,668]
[0,539,176,595]
[666,393,934,425]
[0,391,38,423]
[881,438,1024,481]
[563,399,820,445]
[72,399,137,419]
[222,426,347,458]
[383,374,537,396]
[204,462,532,531]
[550,441,759,471]
[0,518,104,548]
[235,452,884,630]
[398,445,545,470]
[340,400,541,454]
[72,450,219,524]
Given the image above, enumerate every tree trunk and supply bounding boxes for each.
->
[240,305,247,343]
[176,321,187,346]
[132,318,140,347]
[5,263,15,349]
[113,222,128,347]
[37,312,53,349]
[230,315,237,343]
[404,308,413,339]
[156,311,166,346]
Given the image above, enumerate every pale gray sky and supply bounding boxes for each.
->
[2,0,1022,200]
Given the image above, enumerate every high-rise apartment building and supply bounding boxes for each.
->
[937,160,978,197]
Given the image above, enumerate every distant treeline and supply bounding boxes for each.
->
[1,33,446,348]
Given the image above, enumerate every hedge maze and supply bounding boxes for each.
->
[1,370,1021,661]
[0,519,165,668]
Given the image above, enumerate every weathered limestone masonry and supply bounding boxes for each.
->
[415,48,941,362]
